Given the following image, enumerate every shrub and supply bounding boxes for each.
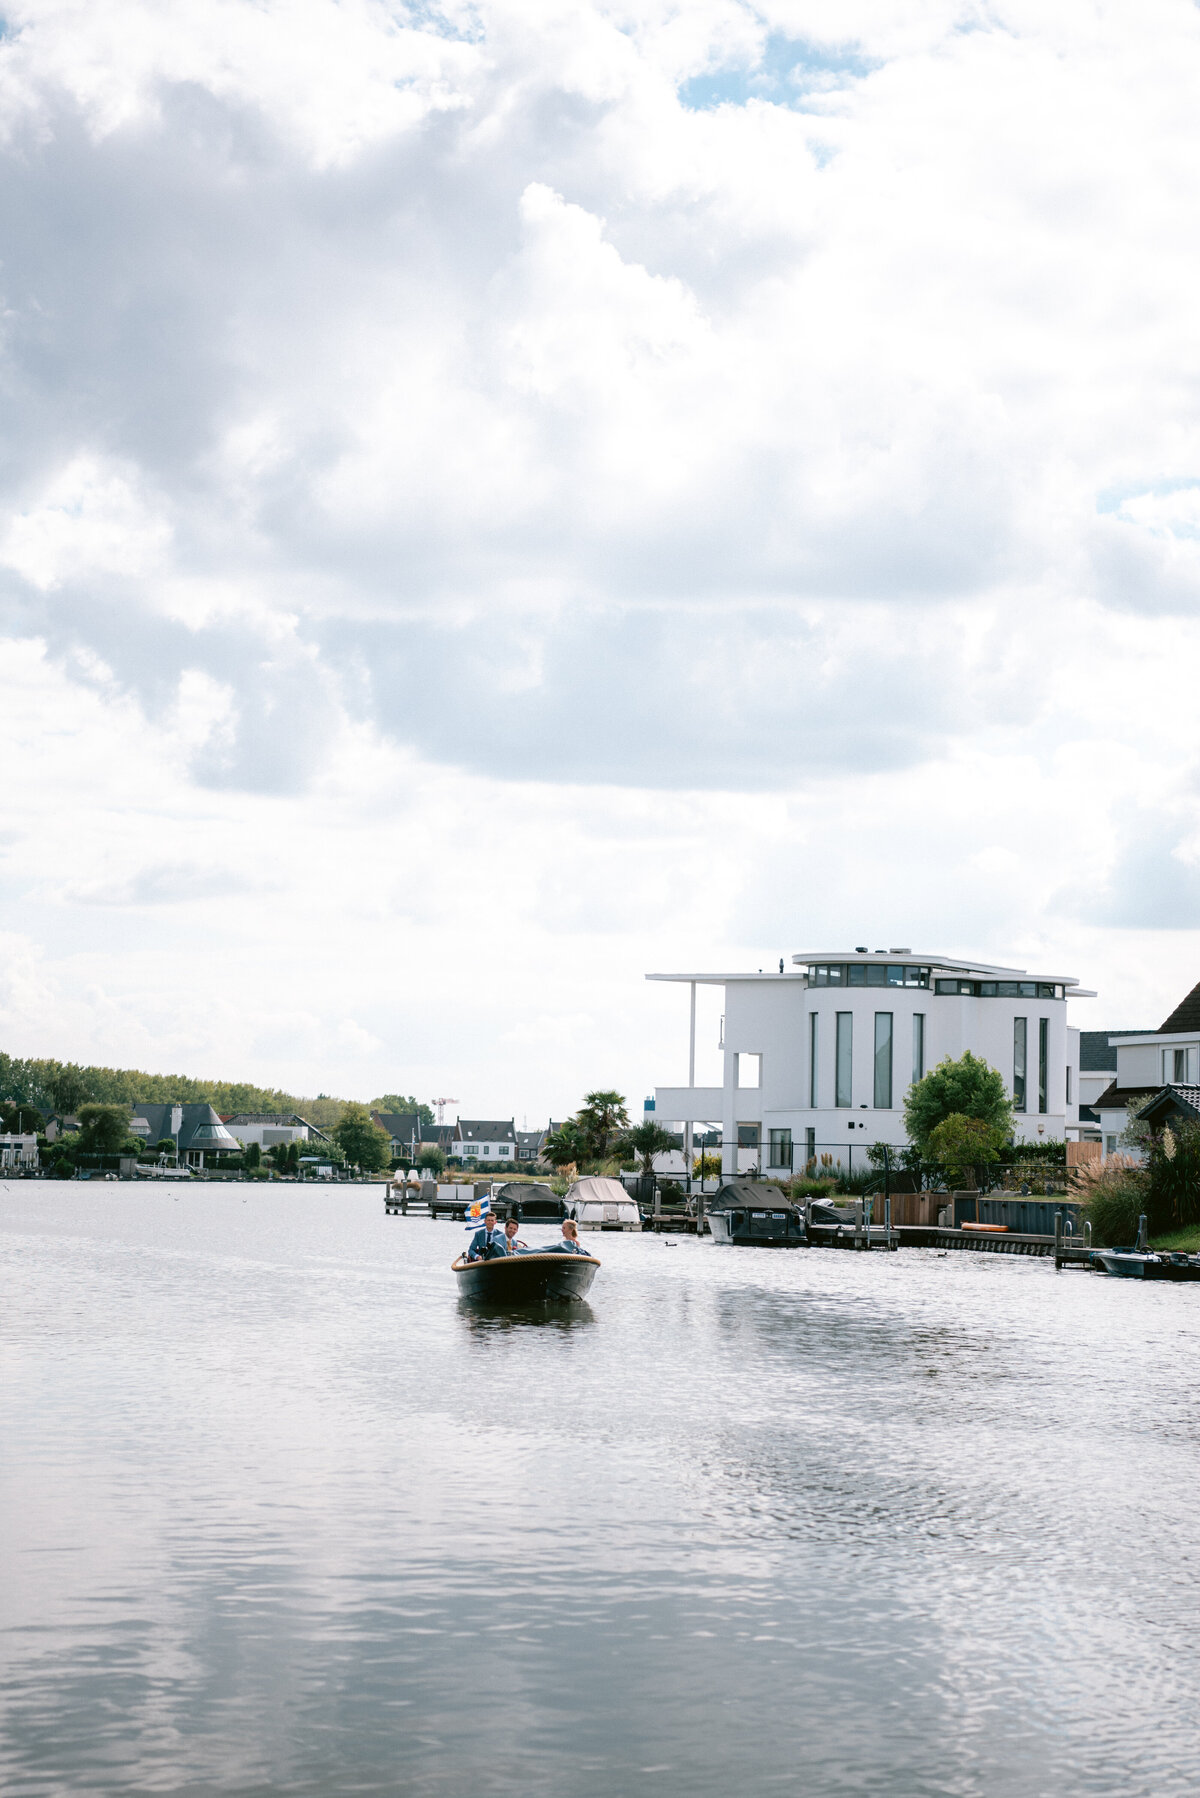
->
[1147,1121,1200,1233]
[789,1177,838,1199]
[927,1113,1005,1187]
[1075,1154,1149,1246]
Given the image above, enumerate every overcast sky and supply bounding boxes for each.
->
[3,0,1200,1117]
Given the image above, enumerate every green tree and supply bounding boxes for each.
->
[334,1103,391,1173]
[620,1120,677,1179]
[416,1143,446,1174]
[245,1141,261,1171]
[542,1120,588,1171]
[76,1103,132,1156]
[927,1113,1004,1187]
[903,1052,1013,1153]
[577,1090,629,1161]
[370,1094,435,1129]
[47,1064,92,1117]
[0,1099,43,1133]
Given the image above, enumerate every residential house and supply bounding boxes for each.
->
[648,947,1094,1178]
[0,1132,38,1170]
[127,1101,242,1168]
[1093,977,1200,1154]
[370,1111,422,1161]
[222,1113,329,1148]
[1076,1031,1154,1145]
[452,1119,518,1164]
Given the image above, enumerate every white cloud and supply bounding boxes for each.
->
[3,1,1200,1102]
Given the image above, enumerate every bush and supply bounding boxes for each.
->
[1076,1154,1149,1245]
[789,1176,838,1199]
[1147,1121,1200,1233]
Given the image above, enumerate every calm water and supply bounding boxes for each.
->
[2,1183,1199,1798]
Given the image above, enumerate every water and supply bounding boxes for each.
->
[2,1183,1199,1798]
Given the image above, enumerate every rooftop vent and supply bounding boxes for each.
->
[855,945,868,953]
[890,947,911,954]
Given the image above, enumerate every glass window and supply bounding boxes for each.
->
[866,964,887,987]
[887,965,905,986]
[805,1126,815,1166]
[874,1013,893,1109]
[767,1128,792,1168]
[847,965,867,986]
[980,982,997,997]
[836,1013,853,1107]
[809,1013,819,1108]
[1066,1065,1072,1104]
[1038,1018,1048,1114]
[912,1013,925,1083]
[737,1124,760,1148]
[1014,1018,1027,1111]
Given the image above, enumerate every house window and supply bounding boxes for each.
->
[498,1145,511,1156]
[767,1129,792,1169]
[1038,1018,1049,1114]
[836,1013,853,1107]
[1167,1046,1198,1084]
[1014,1018,1027,1112]
[912,1013,925,1084]
[809,1013,819,1107]
[735,1053,761,1089]
[805,1127,815,1166]
[1066,1065,1073,1104]
[874,1013,893,1109]
[737,1124,760,1148]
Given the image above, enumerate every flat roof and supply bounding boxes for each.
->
[647,953,1091,992]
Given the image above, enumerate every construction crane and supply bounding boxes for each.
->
[432,1097,458,1125]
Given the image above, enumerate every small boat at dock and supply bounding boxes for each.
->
[1096,1250,1200,1281]
[452,1250,600,1302]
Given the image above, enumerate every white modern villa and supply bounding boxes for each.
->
[647,948,1094,1177]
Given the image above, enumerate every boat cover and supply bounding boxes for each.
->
[808,1198,863,1225]
[708,1182,795,1211]
[567,1176,636,1209]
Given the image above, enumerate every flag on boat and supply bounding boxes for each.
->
[464,1197,491,1229]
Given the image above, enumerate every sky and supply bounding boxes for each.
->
[3,0,1200,1120]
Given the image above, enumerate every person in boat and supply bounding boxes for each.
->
[551,1218,588,1255]
[503,1216,528,1253]
[466,1210,509,1260]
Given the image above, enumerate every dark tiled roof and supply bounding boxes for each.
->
[1138,1083,1200,1121]
[372,1112,421,1139]
[456,1119,516,1142]
[1078,1030,1155,1072]
[1091,1081,1158,1111]
[1159,979,1200,1033]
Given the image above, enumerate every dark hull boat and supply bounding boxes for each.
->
[452,1251,600,1302]
[706,1182,805,1248]
[1097,1251,1200,1281]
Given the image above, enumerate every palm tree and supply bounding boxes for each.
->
[620,1120,676,1181]
[577,1090,629,1162]
[542,1120,588,1171]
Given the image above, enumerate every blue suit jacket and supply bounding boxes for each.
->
[467,1226,509,1260]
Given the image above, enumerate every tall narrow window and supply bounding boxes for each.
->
[1038,1018,1048,1114]
[912,1013,925,1084]
[874,1013,893,1109]
[1013,1017,1027,1111]
[1066,1064,1072,1104]
[809,1013,819,1108]
[836,1013,853,1108]
[805,1126,815,1167]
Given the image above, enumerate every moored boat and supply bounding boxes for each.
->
[452,1250,600,1302]
[1096,1250,1200,1281]
[706,1182,805,1247]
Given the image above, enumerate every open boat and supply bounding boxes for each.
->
[452,1250,600,1302]
[1096,1250,1200,1281]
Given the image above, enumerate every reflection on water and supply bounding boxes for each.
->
[3,1183,1200,1798]
[456,1298,597,1333]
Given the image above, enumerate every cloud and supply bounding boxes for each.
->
[5,2,1200,1102]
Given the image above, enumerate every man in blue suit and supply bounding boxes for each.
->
[466,1210,509,1261]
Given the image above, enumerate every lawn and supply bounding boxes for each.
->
[1149,1225,1200,1253]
